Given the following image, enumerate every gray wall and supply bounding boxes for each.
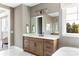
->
[14,5,23,48]
[14,5,30,48]
[22,5,31,33]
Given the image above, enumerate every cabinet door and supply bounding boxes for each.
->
[23,37,30,51]
[44,39,54,56]
[29,38,36,54]
[35,38,44,56]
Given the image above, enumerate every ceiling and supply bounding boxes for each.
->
[1,3,40,8]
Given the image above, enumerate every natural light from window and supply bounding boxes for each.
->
[65,7,79,34]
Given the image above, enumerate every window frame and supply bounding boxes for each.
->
[62,7,79,37]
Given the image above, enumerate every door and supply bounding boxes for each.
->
[37,17,42,34]
[0,16,8,48]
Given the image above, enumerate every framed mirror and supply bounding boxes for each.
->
[30,12,59,35]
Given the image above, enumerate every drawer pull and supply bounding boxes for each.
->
[46,46,51,49]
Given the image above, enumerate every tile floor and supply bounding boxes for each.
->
[0,46,35,56]
[0,40,34,56]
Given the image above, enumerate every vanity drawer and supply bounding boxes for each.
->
[44,44,53,49]
[44,39,53,44]
[44,40,54,49]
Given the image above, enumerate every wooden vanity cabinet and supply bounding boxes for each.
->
[23,36,58,56]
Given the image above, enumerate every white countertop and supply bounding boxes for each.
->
[23,34,59,40]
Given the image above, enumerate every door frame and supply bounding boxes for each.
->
[0,7,11,48]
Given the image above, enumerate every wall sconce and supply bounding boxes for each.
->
[26,24,29,33]
[32,24,36,33]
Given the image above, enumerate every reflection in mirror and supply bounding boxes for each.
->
[37,17,42,34]
[31,17,37,34]
[47,12,59,35]
[46,24,51,31]
[32,24,36,33]
[31,12,59,35]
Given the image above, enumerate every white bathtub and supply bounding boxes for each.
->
[52,47,79,56]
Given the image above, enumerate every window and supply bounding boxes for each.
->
[2,16,8,33]
[0,16,8,38]
[65,7,79,33]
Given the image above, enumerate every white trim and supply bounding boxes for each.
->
[8,9,10,48]
[62,33,79,37]
[36,15,43,18]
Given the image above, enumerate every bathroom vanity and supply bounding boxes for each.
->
[23,34,59,56]
[23,12,59,56]
[23,10,60,56]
